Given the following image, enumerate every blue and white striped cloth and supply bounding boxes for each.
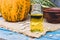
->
[0,18,60,40]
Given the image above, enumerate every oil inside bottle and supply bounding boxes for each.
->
[30,14,44,32]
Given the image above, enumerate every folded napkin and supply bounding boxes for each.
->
[0,17,60,38]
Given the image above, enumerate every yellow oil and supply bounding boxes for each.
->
[30,14,44,32]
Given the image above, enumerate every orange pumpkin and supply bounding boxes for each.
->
[1,0,30,22]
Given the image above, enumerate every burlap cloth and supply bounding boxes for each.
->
[0,17,60,38]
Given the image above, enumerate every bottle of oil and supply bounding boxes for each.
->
[30,3,44,32]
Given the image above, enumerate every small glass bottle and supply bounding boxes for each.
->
[30,0,44,32]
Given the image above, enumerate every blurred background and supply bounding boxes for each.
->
[51,0,60,7]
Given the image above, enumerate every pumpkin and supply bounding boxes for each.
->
[0,0,2,16]
[0,0,30,22]
[0,0,1,12]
